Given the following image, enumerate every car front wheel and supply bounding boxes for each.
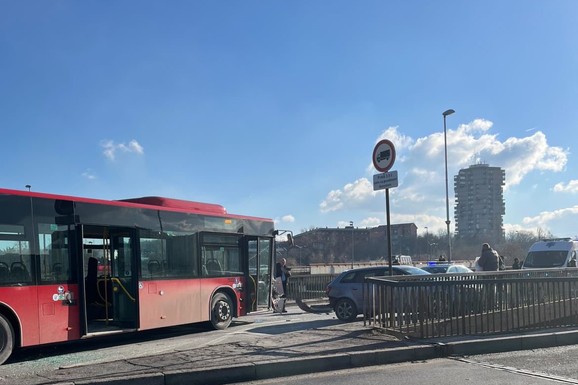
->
[334,298,358,322]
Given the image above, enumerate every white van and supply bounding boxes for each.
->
[522,238,578,269]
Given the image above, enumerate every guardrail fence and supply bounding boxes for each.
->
[364,269,578,338]
[285,274,336,301]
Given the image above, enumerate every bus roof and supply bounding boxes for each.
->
[119,196,227,215]
[0,187,272,222]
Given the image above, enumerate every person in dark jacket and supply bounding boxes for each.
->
[512,257,522,269]
[274,259,291,296]
[478,243,499,271]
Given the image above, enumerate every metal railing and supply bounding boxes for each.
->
[285,274,336,301]
[364,269,578,338]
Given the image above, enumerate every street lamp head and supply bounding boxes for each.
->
[442,109,455,117]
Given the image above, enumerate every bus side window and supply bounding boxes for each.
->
[148,260,162,276]
[206,260,222,275]
[0,249,32,284]
[38,226,73,283]
[10,262,30,282]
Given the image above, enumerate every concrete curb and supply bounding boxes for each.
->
[63,329,578,385]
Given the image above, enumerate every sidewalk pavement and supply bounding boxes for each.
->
[22,304,578,385]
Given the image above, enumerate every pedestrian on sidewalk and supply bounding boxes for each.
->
[273,260,288,313]
[275,258,291,297]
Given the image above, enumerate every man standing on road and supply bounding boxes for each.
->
[275,258,291,297]
[274,259,290,313]
[478,243,499,271]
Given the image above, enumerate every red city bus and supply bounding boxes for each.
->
[0,188,275,364]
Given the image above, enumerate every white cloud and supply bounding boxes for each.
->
[320,121,570,233]
[493,132,567,187]
[319,178,375,213]
[522,206,578,230]
[319,189,344,213]
[274,215,296,232]
[101,139,145,161]
[503,223,539,235]
[337,217,381,228]
[81,169,97,180]
[376,126,414,151]
[553,180,578,193]
[359,217,381,228]
[403,121,568,190]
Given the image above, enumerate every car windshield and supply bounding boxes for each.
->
[422,266,448,274]
[524,250,568,268]
[395,266,430,275]
[451,265,473,273]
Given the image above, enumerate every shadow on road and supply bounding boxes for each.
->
[247,318,344,335]
[7,323,211,365]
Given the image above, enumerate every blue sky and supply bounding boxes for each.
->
[1,1,577,240]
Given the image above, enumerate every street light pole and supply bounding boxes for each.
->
[424,226,429,259]
[442,109,455,262]
[350,221,354,268]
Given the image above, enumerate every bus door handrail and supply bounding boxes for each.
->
[97,276,136,302]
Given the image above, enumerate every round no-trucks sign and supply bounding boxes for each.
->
[372,139,396,172]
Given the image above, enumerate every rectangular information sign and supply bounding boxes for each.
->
[373,171,398,191]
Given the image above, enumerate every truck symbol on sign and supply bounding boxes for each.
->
[377,149,391,162]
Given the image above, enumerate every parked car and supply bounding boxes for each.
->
[421,262,473,274]
[326,265,430,322]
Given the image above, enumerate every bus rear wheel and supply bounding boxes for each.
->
[0,314,14,365]
[210,293,233,330]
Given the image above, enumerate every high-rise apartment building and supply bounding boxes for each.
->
[454,163,505,242]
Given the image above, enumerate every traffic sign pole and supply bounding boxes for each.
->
[386,188,393,275]
[373,140,397,276]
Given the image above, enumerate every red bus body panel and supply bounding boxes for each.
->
[0,284,80,347]
[139,277,245,330]
[37,284,80,344]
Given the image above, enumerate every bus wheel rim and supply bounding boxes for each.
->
[217,301,231,321]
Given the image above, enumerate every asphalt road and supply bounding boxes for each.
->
[0,307,348,384]
[234,358,576,385]
[0,323,213,382]
[466,345,578,382]
[4,305,578,385]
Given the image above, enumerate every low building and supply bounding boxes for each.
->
[286,223,418,266]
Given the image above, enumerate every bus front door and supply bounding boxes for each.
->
[81,225,138,334]
[246,237,273,312]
